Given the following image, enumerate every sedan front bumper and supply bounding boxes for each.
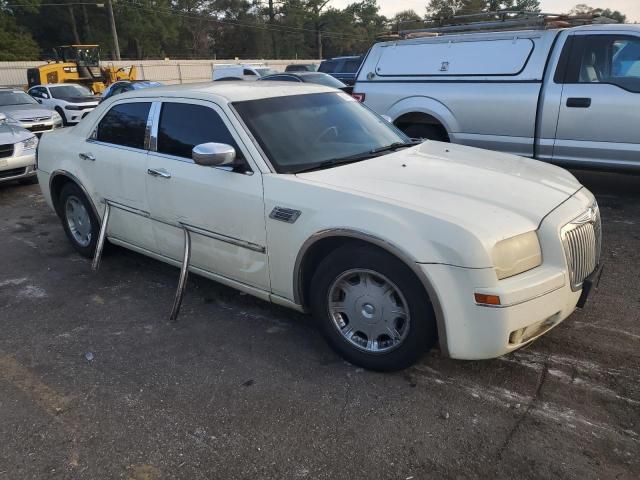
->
[0,152,37,183]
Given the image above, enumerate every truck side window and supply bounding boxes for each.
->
[157,102,246,166]
[243,69,257,76]
[96,102,151,149]
[566,35,640,93]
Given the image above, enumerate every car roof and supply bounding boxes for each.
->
[114,81,336,102]
[31,83,86,88]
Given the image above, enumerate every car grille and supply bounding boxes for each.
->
[28,124,53,133]
[562,204,601,291]
[21,116,51,123]
[0,167,26,179]
[0,143,14,158]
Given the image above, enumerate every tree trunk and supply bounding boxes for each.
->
[68,5,81,44]
[81,4,92,40]
[268,0,277,58]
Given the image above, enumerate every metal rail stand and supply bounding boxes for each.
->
[92,201,111,271]
[169,227,192,322]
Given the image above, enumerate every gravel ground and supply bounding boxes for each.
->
[0,170,638,480]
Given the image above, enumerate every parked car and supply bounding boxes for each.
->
[212,64,278,81]
[354,23,640,171]
[258,72,348,91]
[0,112,38,185]
[285,64,318,72]
[101,80,162,102]
[37,83,602,371]
[0,88,63,136]
[318,55,363,86]
[28,83,100,126]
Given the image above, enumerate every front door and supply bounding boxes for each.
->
[84,100,155,250]
[145,99,269,291]
[554,32,640,169]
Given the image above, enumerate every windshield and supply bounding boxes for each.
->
[50,84,92,98]
[302,73,346,88]
[0,90,39,106]
[233,92,410,174]
[256,68,278,77]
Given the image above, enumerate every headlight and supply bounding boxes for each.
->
[492,231,542,280]
[15,135,38,156]
[65,105,85,111]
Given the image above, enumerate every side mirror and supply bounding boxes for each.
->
[192,142,236,166]
[0,113,6,124]
[42,93,50,99]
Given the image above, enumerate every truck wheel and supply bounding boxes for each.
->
[310,244,437,371]
[59,182,100,258]
[402,123,448,142]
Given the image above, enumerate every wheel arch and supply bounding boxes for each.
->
[293,228,449,356]
[49,170,100,220]
[385,96,459,137]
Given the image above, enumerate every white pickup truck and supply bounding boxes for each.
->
[353,23,640,171]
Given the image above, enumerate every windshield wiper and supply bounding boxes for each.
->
[369,140,422,154]
[294,141,422,174]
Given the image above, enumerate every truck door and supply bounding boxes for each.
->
[554,32,640,169]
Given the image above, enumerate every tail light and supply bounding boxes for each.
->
[351,92,365,102]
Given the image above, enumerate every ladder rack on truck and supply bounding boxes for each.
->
[390,11,618,39]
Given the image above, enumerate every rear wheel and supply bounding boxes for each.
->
[59,182,100,257]
[55,107,69,126]
[310,244,437,371]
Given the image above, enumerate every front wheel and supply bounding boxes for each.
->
[58,182,100,257]
[310,244,437,371]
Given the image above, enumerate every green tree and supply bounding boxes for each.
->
[570,4,626,23]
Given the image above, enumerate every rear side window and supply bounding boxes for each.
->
[318,61,337,73]
[243,69,257,76]
[375,38,534,76]
[96,102,151,149]
[157,103,242,160]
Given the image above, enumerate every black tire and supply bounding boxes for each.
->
[310,244,437,371]
[58,182,100,258]
[55,107,68,126]
[402,123,448,142]
[18,175,38,185]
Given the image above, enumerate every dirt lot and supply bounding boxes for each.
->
[0,170,638,480]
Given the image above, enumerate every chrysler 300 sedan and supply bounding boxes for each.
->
[36,82,602,371]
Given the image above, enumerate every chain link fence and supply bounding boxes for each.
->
[0,59,318,87]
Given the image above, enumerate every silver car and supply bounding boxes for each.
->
[0,113,38,185]
[0,88,63,136]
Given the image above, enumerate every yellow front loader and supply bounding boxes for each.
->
[27,45,137,94]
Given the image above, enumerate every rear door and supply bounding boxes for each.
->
[554,31,640,169]
[84,100,155,250]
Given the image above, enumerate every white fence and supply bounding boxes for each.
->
[0,59,319,87]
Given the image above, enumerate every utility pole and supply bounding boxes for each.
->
[67,4,81,44]
[317,30,322,60]
[106,0,121,60]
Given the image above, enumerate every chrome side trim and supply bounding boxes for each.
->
[100,198,266,254]
[48,170,100,221]
[293,228,449,356]
[181,222,266,254]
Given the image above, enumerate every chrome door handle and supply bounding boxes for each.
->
[79,152,96,161]
[147,168,171,179]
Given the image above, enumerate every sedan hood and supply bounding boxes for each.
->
[0,122,34,143]
[58,95,100,104]
[297,141,582,242]
[1,104,53,120]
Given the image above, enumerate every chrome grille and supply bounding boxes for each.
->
[562,205,601,291]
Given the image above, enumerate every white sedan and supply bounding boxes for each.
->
[36,82,602,371]
[28,83,100,125]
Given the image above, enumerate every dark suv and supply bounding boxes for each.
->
[318,56,363,86]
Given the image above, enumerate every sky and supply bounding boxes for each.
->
[328,0,640,23]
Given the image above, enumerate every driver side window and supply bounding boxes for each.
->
[156,102,248,170]
[566,34,640,93]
